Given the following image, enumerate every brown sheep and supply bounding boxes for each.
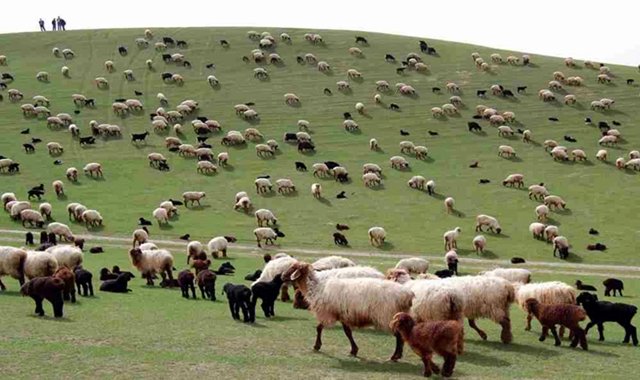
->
[525,298,588,350]
[390,312,463,377]
[197,269,217,301]
[53,267,76,303]
[20,276,65,317]
[191,259,211,274]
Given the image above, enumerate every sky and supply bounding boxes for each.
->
[2,0,638,66]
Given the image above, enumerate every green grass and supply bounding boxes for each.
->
[1,27,640,379]
[1,250,639,379]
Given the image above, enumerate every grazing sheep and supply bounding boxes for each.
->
[282,262,413,360]
[444,197,455,214]
[197,269,217,300]
[368,227,386,247]
[394,258,429,275]
[53,267,76,303]
[312,163,331,177]
[129,248,174,286]
[152,208,169,226]
[544,225,559,242]
[390,156,409,169]
[255,209,277,227]
[553,236,570,259]
[482,268,531,284]
[472,235,487,254]
[255,178,273,194]
[390,313,462,378]
[20,277,65,317]
[182,191,206,207]
[132,228,149,248]
[46,222,74,242]
[528,185,548,200]
[596,149,608,161]
[475,214,502,234]
[284,93,300,105]
[20,209,45,228]
[83,163,103,177]
[312,256,356,271]
[498,145,516,158]
[254,228,285,248]
[46,245,83,270]
[407,175,426,190]
[536,205,550,221]
[525,298,588,350]
[443,227,461,250]
[544,195,566,210]
[502,173,524,187]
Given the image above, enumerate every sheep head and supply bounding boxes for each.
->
[129,248,143,266]
[389,312,415,334]
[524,298,540,316]
[386,269,411,284]
[282,262,312,292]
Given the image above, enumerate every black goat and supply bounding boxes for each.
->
[222,283,254,322]
[23,143,35,153]
[355,36,368,44]
[79,136,95,145]
[131,131,149,143]
[434,269,454,278]
[576,280,597,291]
[428,131,439,136]
[323,88,332,95]
[400,130,410,136]
[138,217,152,226]
[385,53,396,62]
[468,122,482,132]
[432,87,442,93]
[100,273,134,293]
[549,117,559,122]
[396,67,406,75]
[176,40,188,48]
[511,257,526,264]
[564,135,577,143]
[517,86,527,93]
[603,278,624,297]
[333,232,349,246]
[295,161,307,171]
[503,90,515,97]
[74,266,94,296]
[577,292,638,346]
[251,274,284,318]
[25,232,34,245]
[220,40,229,48]
[627,79,635,85]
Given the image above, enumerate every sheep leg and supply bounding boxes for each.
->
[314,324,324,351]
[539,326,548,342]
[421,355,433,377]
[468,319,488,340]
[550,326,561,346]
[0,279,5,291]
[390,332,404,361]
[76,282,82,296]
[341,323,359,357]
[596,323,605,341]
[280,284,291,302]
[70,287,76,303]
[442,353,457,378]
[228,301,239,320]
[499,317,513,344]
[199,285,206,299]
[428,358,440,374]
[32,296,45,316]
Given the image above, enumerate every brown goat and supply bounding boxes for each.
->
[191,259,211,274]
[390,312,462,377]
[525,298,588,350]
[53,267,76,303]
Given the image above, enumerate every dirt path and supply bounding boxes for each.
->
[3,228,639,279]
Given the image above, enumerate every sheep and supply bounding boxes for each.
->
[207,236,233,258]
[601,278,624,297]
[443,227,461,250]
[475,214,502,234]
[390,313,462,378]
[20,277,65,318]
[625,158,640,170]
[312,163,331,177]
[310,183,323,199]
[577,292,638,346]
[502,174,523,188]
[594,149,608,161]
[347,69,362,79]
[9,201,31,220]
[399,141,415,154]
[355,102,366,115]
[528,185,549,200]
[53,267,77,302]
[0,246,27,290]
[129,248,174,286]
[275,179,295,194]
[431,107,444,118]
[182,191,206,207]
[535,204,550,222]
[539,90,555,102]
[443,197,455,214]
[544,140,559,151]
[152,207,169,226]
[553,236,570,259]
[255,209,277,227]
[132,228,149,248]
[544,195,566,210]
[525,298,587,350]
[0,55,6,65]
[471,235,487,254]
[284,93,300,105]
[343,119,359,132]
[46,222,74,242]
[282,262,413,360]
[544,225,559,242]
[368,227,386,247]
[222,283,254,322]
[255,178,273,194]
[36,71,49,82]
[398,84,416,96]
[24,250,58,280]
[571,149,587,162]
[73,266,93,296]
[253,227,285,248]
[83,163,103,177]
[20,209,45,228]
[348,47,363,57]
[482,268,531,284]
[312,257,356,271]
[489,115,505,126]
[100,272,134,293]
[394,258,429,275]
[390,156,409,170]
[597,74,611,84]
[498,145,516,158]
[244,128,264,141]
[46,245,83,270]
[514,281,577,332]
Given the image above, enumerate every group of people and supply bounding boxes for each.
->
[39,17,66,32]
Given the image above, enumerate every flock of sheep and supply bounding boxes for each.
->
[1,27,639,377]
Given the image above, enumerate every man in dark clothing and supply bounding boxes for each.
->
[58,18,66,31]
[39,18,45,31]
[51,18,57,31]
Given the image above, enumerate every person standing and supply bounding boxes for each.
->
[51,18,57,31]
[58,18,66,31]
[38,18,45,31]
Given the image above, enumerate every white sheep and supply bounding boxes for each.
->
[182,191,206,207]
[543,195,566,210]
[46,222,74,242]
[45,245,83,270]
[362,172,382,187]
[36,71,49,82]
[24,250,58,279]
[498,145,516,158]
[394,258,429,274]
[0,246,28,289]
[10,201,31,220]
[444,197,455,214]
[390,156,409,170]
[284,93,300,105]
[514,281,576,330]
[132,228,149,248]
[482,268,531,284]
[529,222,546,240]
[20,209,45,228]
[535,204,550,222]
[313,256,356,271]
[596,149,608,161]
[544,225,559,242]
[368,227,386,247]
[475,215,502,234]
[571,149,587,161]
[443,227,461,250]
[152,207,169,226]
[255,178,273,194]
[599,135,618,146]
[502,173,524,188]
[472,235,487,254]
[407,175,426,190]
[83,163,103,177]
[208,236,231,258]
[129,248,174,285]
[82,209,103,228]
[253,227,283,248]
[312,163,330,177]
[255,209,277,227]
[196,161,218,174]
[414,146,428,160]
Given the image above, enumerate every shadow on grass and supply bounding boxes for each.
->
[317,198,332,207]
[185,205,211,211]
[329,354,421,375]
[473,340,557,358]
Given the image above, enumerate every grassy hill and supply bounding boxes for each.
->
[1,27,640,379]
[1,28,639,265]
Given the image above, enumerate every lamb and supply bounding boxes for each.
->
[24,250,58,279]
[390,313,462,378]
[100,272,134,293]
[0,246,27,290]
[368,226,386,247]
[53,267,76,303]
[254,227,285,248]
[182,191,206,207]
[603,278,624,297]
[577,292,638,346]
[475,214,502,234]
[525,298,588,350]
[443,227,461,250]
[222,283,254,322]
[129,248,174,286]
[207,236,232,258]
[74,266,94,296]
[515,281,576,331]
[177,270,196,299]
[282,262,414,360]
[45,245,83,270]
[251,273,284,318]
[311,183,322,198]
[482,268,531,284]
[312,256,356,271]
[46,222,74,242]
[394,258,429,274]
[197,269,217,300]
[20,277,65,318]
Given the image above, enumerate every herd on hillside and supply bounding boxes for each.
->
[1,29,640,377]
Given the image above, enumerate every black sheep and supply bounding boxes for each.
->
[25,232,34,245]
[586,243,607,251]
[100,272,134,293]
[48,233,57,246]
[603,278,624,297]
[138,217,153,226]
[118,46,128,56]
[295,161,307,171]
[251,274,284,318]
[89,246,104,254]
[435,269,454,278]
[222,283,254,322]
[21,277,65,317]
[197,269,217,300]
[333,232,349,246]
[74,266,94,296]
[576,280,597,291]
[517,86,527,93]
[99,268,118,281]
[511,257,526,264]
[39,231,48,245]
[385,53,396,62]
[244,270,262,281]
[468,122,482,132]
[476,90,486,97]
[389,103,400,111]
[502,89,515,97]
[577,292,638,346]
[178,270,196,299]
[214,262,236,275]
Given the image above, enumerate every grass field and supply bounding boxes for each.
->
[1,27,640,379]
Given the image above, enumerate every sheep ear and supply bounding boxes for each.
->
[289,269,301,281]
